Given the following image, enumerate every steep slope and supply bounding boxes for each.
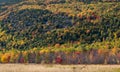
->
[0,1,120,50]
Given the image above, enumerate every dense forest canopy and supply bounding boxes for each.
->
[0,0,23,5]
[0,0,120,65]
[0,0,119,50]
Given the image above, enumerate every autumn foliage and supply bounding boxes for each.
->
[0,0,120,64]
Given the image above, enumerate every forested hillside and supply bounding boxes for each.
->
[0,1,119,50]
[0,0,120,64]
